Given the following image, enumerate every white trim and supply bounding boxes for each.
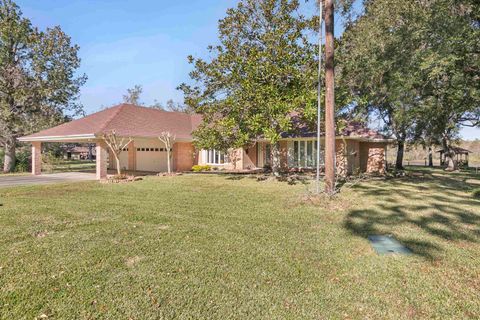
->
[203,149,230,165]
[18,134,96,142]
[289,139,322,168]
[281,136,392,143]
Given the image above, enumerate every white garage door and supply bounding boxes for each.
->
[111,150,129,171]
[136,145,169,172]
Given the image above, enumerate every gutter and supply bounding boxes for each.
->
[17,134,97,142]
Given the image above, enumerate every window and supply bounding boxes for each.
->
[205,150,229,164]
[291,140,322,168]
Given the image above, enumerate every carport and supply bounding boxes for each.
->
[18,133,111,180]
[18,103,200,180]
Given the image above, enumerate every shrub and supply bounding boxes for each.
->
[15,149,31,172]
[472,188,480,199]
[111,174,128,180]
[192,165,211,172]
[42,151,62,173]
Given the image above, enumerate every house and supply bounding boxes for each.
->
[19,104,390,179]
[62,145,96,160]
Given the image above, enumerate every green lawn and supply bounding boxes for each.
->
[0,169,479,319]
[48,159,96,173]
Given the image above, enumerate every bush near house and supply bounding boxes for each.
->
[192,164,212,172]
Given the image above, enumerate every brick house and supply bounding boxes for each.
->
[19,104,390,179]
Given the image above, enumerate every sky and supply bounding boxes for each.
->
[15,0,480,140]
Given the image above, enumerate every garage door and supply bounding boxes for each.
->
[136,146,169,172]
[111,150,129,171]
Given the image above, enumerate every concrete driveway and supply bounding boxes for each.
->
[0,172,96,188]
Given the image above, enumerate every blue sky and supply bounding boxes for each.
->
[16,0,480,140]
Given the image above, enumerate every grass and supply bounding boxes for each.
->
[0,168,479,319]
[48,160,96,173]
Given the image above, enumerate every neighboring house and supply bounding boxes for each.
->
[62,145,96,160]
[19,104,390,180]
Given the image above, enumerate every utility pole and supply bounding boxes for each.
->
[324,0,335,195]
[315,0,323,194]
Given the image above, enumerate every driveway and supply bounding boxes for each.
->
[0,172,96,188]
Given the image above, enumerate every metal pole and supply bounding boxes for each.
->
[316,0,323,194]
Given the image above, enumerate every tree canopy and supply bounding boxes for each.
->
[338,0,479,169]
[0,0,86,172]
[179,0,317,173]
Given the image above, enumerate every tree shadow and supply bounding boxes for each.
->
[344,168,480,260]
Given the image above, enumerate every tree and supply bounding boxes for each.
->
[179,0,317,175]
[339,0,479,171]
[158,131,175,174]
[0,0,86,172]
[414,0,479,170]
[338,0,425,170]
[323,0,336,194]
[122,85,143,105]
[152,99,193,113]
[102,130,132,176]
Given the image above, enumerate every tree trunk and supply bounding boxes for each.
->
[428,146,433,167]
[396,139,405,170]
[271,141,281,176]
[442,136,456,171]
[166,149,171,174]
[115,156,121,175]
[88,144,93,161]
[324,0,336,195]
[3,140,16,173]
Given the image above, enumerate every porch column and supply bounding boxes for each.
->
[31,142,42,175]
[96,141,108,180]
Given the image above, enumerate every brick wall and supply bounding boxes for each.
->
[335,140,348,177]
[173,142,196,172]
[360,142,386,174]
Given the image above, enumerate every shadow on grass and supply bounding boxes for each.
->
[344,168,480,260]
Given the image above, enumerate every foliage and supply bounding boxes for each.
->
[0,0,86,172]
[151,99,193,113]
[122,85,143,105]
[191,164,211,172]
[179,0,317,173]
[338,0,425,169]
[42,151,62,173]
[338,0,480,170]
[13,147,29,172]
[472,188,480,199]
[413,0,480,170]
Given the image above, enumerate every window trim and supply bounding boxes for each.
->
[204,149,230,165]
[290,139,323,168]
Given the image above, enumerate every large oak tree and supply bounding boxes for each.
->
[338,0,479,170]
[0,0,86,172]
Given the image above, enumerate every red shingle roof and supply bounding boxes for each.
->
[283,112,388,140]
[20,104,202,141]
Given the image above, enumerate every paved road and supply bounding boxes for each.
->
[0,172,96,188]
